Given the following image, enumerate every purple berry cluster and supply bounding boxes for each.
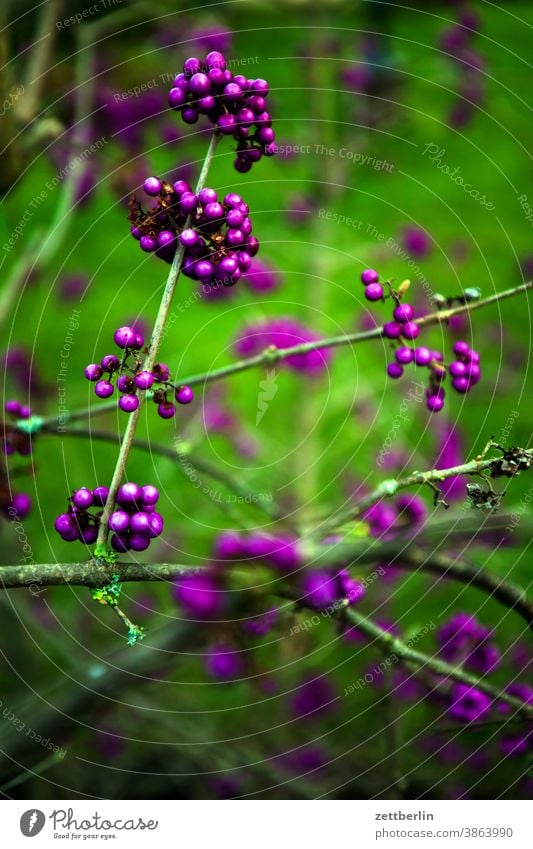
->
[84,326,194,418]
[54,483,164,552]
[3,400,32,456]
[168,51,275,172]
[54,485,110,545]
[360,268,482,412]
[129,182,259,290]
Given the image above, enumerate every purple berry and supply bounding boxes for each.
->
[173,180,191,196]
[383,321,402,339]
[206,50,226,70]
[11,492,31,518]
[117,375,135,394]
[395,346,414,364]
[55,513,74,535]
[72,487,93,509]
[84,363,103,382]
[152,363,170,383]
[361,268,379,285]
[5,399,21,416]
[129,512,152,535]
[449,360,467,378]
[180,192,198,214]
[387,362,404,379]
[80,526,98,545]
[198,188,217,205]
[141,485,159,505]
[109,510,130,533]
[176,385,194,405]
[452,377,470,393]
[140,235,157,252]
[117,482,142,507]
[92,486,109,506]
[157,402,176,419]
[223,82,243,102]
[393,303,414,323]
[401,322,420,340]
[189,72,211,95]
[134,371,154,390]
[183,56,202,76]
[414,346,432,366]
[129,533,150,551]
[143,177,162,196]
[453,340,470,357]
[217,113,236,134]
[101,354,120,372]
[119,394,139,413]
[114,326,137,348]
[365,283,384,301]
[426,394,444,412]
[95,380,114,399]
[148,512,164,537]
[168,87,187,109]
[204,201,224,221]
[157,230,175,249]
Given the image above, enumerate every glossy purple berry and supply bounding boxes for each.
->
[387,362,403,379]
[101,354,120,372]
[134,371,154,390]
[168,87,187,109]
[198,187,217,205]
[365,283,384,301]
[361,268,379,285]
[72,487,93,509]
[449,360,467,378]
[452,377,470,393]
[427,394,444,412]
[189,72,211,95]
[217,113,236,134]
[55,513,74,535]
[129,533,150,551]
[176,385,194,405]
[401,322,420,340]
[129,512,152,535]
[92,486,109,506]
[152,363,170,383]
[393,303,414,323]
[383,321,402,339]
[183,56,202,76]
[414,346,432,366]
[119,394,139,413]
[84,363,103,382]
[141,485,159,505]
[148,512,164,538]
[143,177,162,196]
[114,326,137,348]
[117,482,142,507]
[453,340,470,357]
[140,235,157,252]
[95,380,114,399]
[157,402,176,419]
[117,375,134,394]
[395,346,414,364]
[157,230,175,250]
[109,510,130,533]
[206,50,226,70]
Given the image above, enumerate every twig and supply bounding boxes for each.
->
[95,132,219,549]
[343,607,533,718]
[315,446,533,536]
[25,282,533,431]
[395,548,533,631]
[0,561,203,589]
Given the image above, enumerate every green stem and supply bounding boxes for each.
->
[95,132,219,549]
[28,281,533,432]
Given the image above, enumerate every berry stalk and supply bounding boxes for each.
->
[95,132,219,550]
